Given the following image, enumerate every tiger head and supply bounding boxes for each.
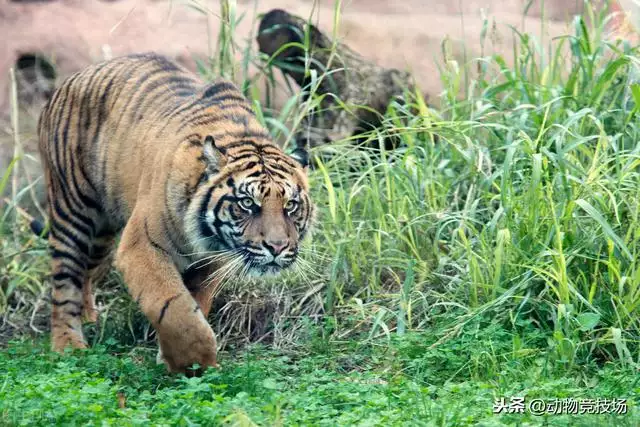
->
[186,135,314,276]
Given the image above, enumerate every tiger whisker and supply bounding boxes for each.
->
[189,252,238,270]
[215,258,245,297]
[239,258,252,281]
[294,256,322,279]
[179,248,229,257]
[186,248,243,269]
[298,247,332,262]
[292,262,311,286]
[207,256,240,284]
[208,253,245,293]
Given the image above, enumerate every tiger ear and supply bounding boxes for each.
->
[203,135,226,175]
[289,146,309,170]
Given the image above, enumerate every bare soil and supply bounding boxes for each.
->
[0,0,629,202]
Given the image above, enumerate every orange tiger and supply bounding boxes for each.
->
[37,53,314,374]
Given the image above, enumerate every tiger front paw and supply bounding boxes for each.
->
[158,328,218,375]
[155,303,219,375]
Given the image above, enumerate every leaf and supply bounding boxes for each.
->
[631,83,640,108]
[262,378,280,390]
[575,199,632,260]
[576,313,600,331]
[589,57,629,106]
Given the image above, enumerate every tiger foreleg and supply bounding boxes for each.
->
[155,268,220,367]
[114,213,218,375]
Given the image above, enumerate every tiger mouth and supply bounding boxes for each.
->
[243,255,295,275]
[263,261,280,268]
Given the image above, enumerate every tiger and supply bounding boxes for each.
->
[37,52,314,374]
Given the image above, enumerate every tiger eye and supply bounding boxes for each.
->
[284,199,298,213]
[239,197,255,211]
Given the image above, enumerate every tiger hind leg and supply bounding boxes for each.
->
[48,220,92,351]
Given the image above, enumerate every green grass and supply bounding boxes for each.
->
[1,313,638,426]
[1,0,640,425]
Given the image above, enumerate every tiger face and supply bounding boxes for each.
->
[187,135,314,276]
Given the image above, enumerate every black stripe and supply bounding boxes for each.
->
[163,171,184,248]
[229,153,259,163]
[63,322,75,330]
[202,81,238,99]
[156,89,200,116]
[264,167,290,180]
[175,105,256,133]
[227,148,261,158]
[76,64,112,195]
[229,114,249,127]
[55,73,79,192]
[130,76,197,123]
[141,84,197,121]
[264,161,291,173]
[52,272,83,289]
[246,169,263,178]
[212,195,237,248]
[49,75,93,222]
[165,81,241,119]
[50,228,90,262]
[222,139,263,152]
[198,186,216,239]
[157,294,181,324]
[50,228,89,261]
[97,72,121,195]
[85,61,120,158]
[50,76,81,212]
[144,220,170,255]
[51,248,86,270]
[52,200,93,240]
[173,98,253,131]
[180,133,203,146]
[269,154,300,170]
[52,179,96,232]
[98,59,156,190]
[50,261,85,282]
[52,299,82,308]
[161,213,183,252]
[113,67,171,129]
[66,151,102,212]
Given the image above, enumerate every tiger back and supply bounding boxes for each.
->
[37,53,314,374]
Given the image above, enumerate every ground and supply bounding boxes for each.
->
[2,314,638,426]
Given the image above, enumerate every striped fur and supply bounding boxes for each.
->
[37,53,314,374]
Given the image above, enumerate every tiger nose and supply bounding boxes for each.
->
[263,239,289,256]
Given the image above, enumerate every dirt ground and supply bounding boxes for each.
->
[0,0,631,197]
[0,0,590,111]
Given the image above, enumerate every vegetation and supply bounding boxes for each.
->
[1,315,638,426]
[1,0,639,425]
